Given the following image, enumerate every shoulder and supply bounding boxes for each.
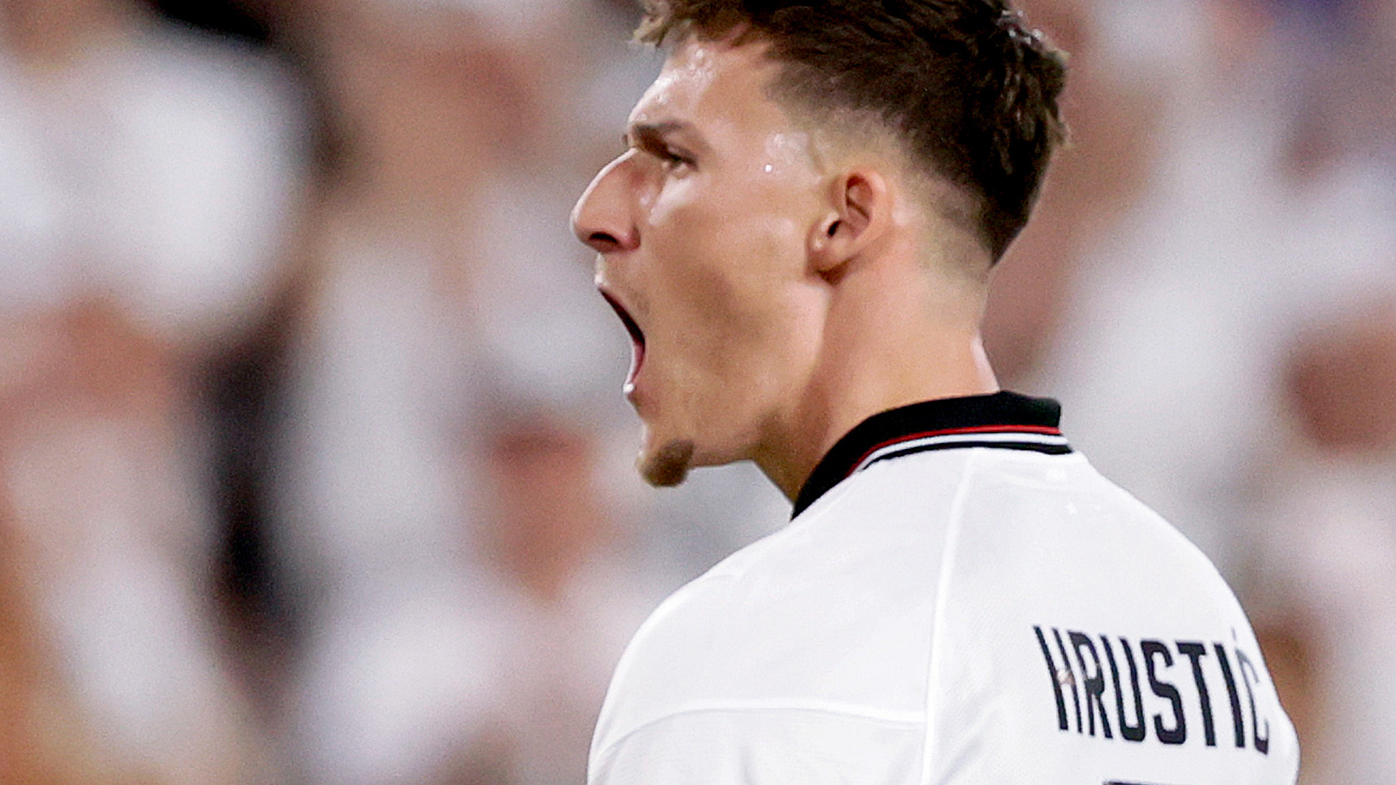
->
[591,461,972,759]
[597,446,1083,750]
[916,449,1299,780]
[938,446,1251,617]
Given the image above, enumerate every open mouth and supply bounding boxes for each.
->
[600,290,646,390]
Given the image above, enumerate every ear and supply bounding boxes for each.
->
[808,169,891,278]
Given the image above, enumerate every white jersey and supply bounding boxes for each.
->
[588,392,1298,784]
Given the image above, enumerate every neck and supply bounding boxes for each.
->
[754,250,998,502]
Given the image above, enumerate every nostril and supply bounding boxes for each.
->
[586,231,623,253]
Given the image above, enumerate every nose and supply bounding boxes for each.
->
[571,154,638,254]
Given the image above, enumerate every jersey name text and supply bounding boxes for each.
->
[1032,625,1271,755]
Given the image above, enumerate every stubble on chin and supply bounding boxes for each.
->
[640,438,696,487]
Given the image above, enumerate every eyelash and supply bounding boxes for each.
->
[626,136,693,171]
[656,147,692,169]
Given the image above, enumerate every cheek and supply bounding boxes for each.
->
[636,173,665,217]
[650,182,807,316]
[665,230,815,404]
[672,226,797,349]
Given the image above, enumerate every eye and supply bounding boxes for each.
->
[624,128,696,173]
[651,144,694,171]
[634,137,693,171]
[639,140,695,172]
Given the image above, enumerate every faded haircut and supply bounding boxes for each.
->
[636,0,1068,261]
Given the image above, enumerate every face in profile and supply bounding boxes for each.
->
[571,36,832,487]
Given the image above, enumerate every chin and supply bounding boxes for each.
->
[638,438,696,487]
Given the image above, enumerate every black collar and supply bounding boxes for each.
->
[791,391,1071,518]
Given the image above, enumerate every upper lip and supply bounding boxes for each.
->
[599,287,645,349]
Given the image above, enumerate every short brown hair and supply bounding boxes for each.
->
[636,0,1067,260]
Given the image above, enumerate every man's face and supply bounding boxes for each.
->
[571,37,830,487]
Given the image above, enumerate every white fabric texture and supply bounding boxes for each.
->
[590,446,1299,784]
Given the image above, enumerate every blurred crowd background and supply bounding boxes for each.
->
[0,0,1391,782]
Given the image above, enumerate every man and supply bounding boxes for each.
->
[570,1,1300,782]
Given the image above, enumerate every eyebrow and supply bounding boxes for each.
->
[625,121,693,149]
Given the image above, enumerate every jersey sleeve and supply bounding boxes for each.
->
[589,708,924,785]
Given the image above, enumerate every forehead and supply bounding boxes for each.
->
[629,36,790,134]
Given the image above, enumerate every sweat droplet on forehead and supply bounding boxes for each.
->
[639,42,719,115]
[674,41,717,82]
[766,133,811,158]
[758,132,814,175]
